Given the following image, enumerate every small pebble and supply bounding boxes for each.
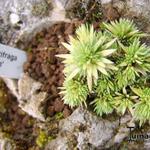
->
[9,13,20,25]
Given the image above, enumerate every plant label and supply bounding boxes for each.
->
[0,43,27,79]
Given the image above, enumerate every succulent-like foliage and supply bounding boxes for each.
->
[116,66,137,89]
[92,75,115,116]
[116,38,150,88]
[103,18,146,46]
[132,87,150,126]
[119,38,150,74]
[96,75,115,94]
[113,88,136,115]
[59,18,150,126]
[60,79,89,108]
[92,92,114,116]
[57,24,117,91]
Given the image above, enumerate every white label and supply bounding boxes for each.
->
[0,43,27,79]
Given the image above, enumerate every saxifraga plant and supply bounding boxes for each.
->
[92,75,115,116]
[113,87,137,115]
[116,38,150,89]
[58,18,150,126]
[57,24,117,91]
[92,92,114,116]
[59,79,89,108]
[131,87,150,126]
[103,18,147,47]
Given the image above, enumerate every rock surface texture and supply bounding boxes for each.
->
[0,0,67,46]
[18,74,47,121]
[45,107,134,149]
[127,0,150,18]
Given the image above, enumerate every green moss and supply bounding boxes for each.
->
[55,112,64,120]
[36,131,48,148]
[36,130,55,148]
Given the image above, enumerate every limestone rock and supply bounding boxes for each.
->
[127,0,150,18]
[100,0,112,5]
[45,107,133,149]
[0,0,67,46]
[18,74,47,121]
[57,0,75,9]
[3,74,47,121]
[9,13,20,25]
[2,78,19,98]
[18,74,42,100]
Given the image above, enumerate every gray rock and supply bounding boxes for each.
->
[143,127,150,150]
[0,16,15,45]
[45,107,133,149]
[105,115,133,148]
[144,139,150,150]
[58,0,77,9]
[127,0,150,17]
[18,74,47,121]
[100,0,112,5]
[2,78,19,98]
[0,0,67,46]
[57,0,68,6]
[109,0,150,22]
[18,74,42,100]
[9,13,20,25]
[3,74,47,121]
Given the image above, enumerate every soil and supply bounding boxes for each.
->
[23,21,83,118]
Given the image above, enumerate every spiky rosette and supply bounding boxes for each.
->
[103,18,147,46]
[57,24,117,91]
[56,19,150,126]
[92,92,114,116]
[59,79,89,108]
[132,87,150,126]
[96,75,115,95]
[113,87,136,115]
[116,38,150,88]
